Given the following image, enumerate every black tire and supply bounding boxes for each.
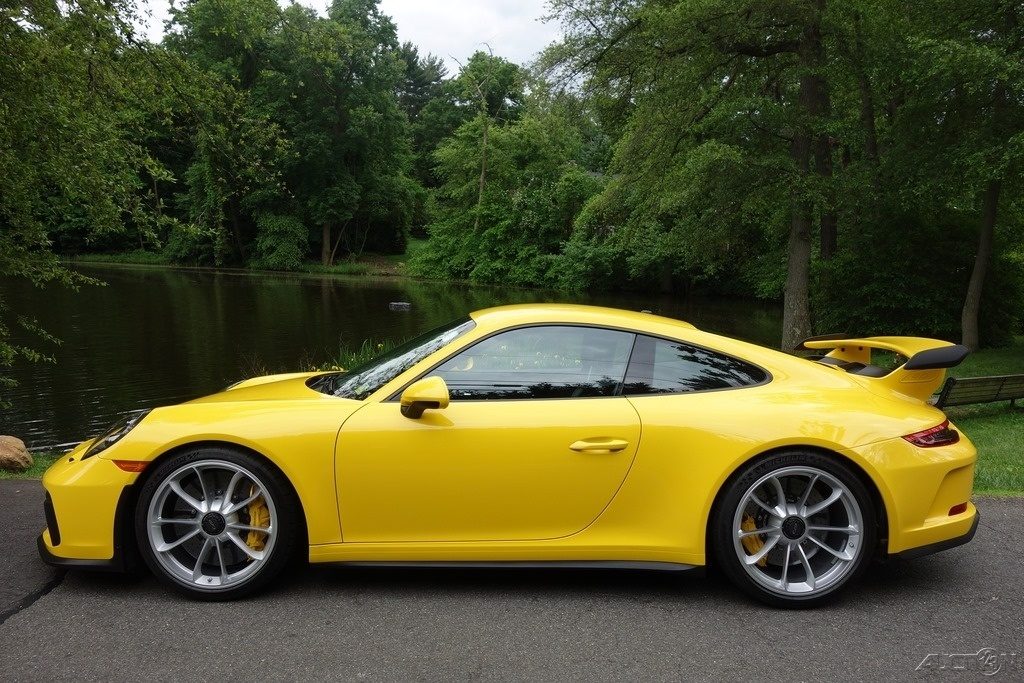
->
[134,446,302,601]
[710,450,878,608]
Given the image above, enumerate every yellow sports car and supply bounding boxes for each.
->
[38,304,979,607]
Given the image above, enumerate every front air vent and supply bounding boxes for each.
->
[43,493,61,546]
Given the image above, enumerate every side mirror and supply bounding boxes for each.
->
[400,376,450,419]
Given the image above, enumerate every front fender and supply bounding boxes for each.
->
[97,399,364,545]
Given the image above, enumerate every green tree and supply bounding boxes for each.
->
[257,0,414,265]
[164,0,290,265]
[447,52,526,236]
[397,41,447,121]
[0,0,167,394]
[898,1,1024,349]
[397,41,455,229]
[811,0,1024,348]
[547,0,843,349]
[415,106,601,286]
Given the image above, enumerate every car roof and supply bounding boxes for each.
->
[465,303,791,373]
[468,303,697,334]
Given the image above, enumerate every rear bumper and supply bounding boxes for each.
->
[890,510,979,560]
[844,432,978,555]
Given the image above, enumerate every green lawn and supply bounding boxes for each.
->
[949,336,1024,379]
[67,238,429,278]
[304,261,372,276]
[69,250,171,266]
[0,450,62,480]
[944,336,1024,494]
[951,406,1023,493]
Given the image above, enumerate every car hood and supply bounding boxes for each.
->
[187,372,330,404]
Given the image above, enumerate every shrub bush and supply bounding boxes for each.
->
[248,214,308,271]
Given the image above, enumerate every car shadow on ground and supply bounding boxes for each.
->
[63,550,966,610]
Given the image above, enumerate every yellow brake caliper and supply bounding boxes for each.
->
[740,514,769,567]
[246,485,270,553]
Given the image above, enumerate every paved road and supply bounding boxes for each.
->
[0,482,62,621]
[1,480,1022,681]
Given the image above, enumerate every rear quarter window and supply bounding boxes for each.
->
[623,335,768,395]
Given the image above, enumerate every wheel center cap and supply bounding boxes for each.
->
[781,516,806,540]
[201,512,226,536]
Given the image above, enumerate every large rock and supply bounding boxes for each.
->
[0,436,32,471]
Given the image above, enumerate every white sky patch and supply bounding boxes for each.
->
[134,0,561,73]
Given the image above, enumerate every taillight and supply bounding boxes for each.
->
[902,420,960,448]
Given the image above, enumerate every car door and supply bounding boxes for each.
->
[336,325,641,543]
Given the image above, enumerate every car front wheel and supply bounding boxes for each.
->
[135,447,299,600]
[712,451,877,608]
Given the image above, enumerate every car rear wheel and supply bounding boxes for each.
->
[711,451,877,608]
[135,447,300,600]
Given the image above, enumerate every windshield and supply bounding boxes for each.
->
[307,317,476,400]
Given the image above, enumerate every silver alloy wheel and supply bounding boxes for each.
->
[146,459,277,591]
[732,465,863,597]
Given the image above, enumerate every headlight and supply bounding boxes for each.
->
[81,409,151,460]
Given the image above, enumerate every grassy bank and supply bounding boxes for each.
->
[945,336,1024,494]
[949,336,1024,380]
[68,238,427,278]
[0,451,61,480]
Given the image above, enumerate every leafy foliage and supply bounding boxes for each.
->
[413,107,603,287]
[0,0,158,395]
[3,0,1024,403]
[541,0,1024,347]
[250,214,309,271]
[813,207,1024,344]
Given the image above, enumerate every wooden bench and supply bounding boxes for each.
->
[933,374,1024,409]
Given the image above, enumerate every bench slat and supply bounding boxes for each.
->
[934,374,1024,408]
[945,387,1009,398]
[949,380,1006,390]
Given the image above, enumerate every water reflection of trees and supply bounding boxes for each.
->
[446,375,622,400]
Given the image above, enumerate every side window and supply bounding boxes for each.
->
[434,326,635,400]
[623,335,768,395]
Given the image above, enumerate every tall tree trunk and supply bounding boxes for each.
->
[321,222,332,266]
[330,219,350,266]
[783,134,815,351]
[961,26,1012,351]
[782,1,827,350]
[961,179,1000,350]
[145,174,160,249]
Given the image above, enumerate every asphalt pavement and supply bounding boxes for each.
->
[1,479,1022,681]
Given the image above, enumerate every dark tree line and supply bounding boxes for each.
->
[541,0,1023,351]
[1,0,1022,397]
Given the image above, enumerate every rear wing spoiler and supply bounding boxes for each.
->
[797,334,970,402]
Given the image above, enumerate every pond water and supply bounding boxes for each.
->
[1,264,781,449]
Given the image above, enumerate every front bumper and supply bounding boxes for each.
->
[37,532,127,571]
[36,443,139,570]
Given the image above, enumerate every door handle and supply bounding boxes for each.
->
[569,438,629,453]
